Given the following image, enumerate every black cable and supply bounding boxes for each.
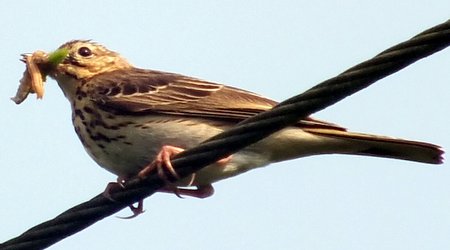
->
[1,19,449,250]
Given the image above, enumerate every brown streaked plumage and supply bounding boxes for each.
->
[48,40,443,200]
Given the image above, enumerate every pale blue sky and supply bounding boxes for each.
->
[1,1,449,250]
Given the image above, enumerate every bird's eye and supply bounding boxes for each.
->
[78,47,92,57]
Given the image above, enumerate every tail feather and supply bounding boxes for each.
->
[304,128,444,164]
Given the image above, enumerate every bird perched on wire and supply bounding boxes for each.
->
[45,40,443,212]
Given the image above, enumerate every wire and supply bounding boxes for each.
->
[1,19,449,250]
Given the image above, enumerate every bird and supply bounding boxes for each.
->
[47,40,443,204]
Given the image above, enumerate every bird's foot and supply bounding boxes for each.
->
[116,200,144,219]
[103,177,145,219]
[159,184,215,199]
[138,145,185,181]
[138,145,231,198]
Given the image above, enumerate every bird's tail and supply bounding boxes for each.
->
[267,128,444,164]
[307,128,443,164]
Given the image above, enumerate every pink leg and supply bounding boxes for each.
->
[159,184,215,199]
[103,177,145,219]
[103,175,129,201]
[138,145,232,199]
[117,200,144,219]
[138,145,185,180]
[103,146,231,218]
[217,155,232,164]
[103,145,231,218]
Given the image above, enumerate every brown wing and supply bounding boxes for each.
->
[88,68,346,131]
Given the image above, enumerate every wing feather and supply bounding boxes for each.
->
[88,68,346,131]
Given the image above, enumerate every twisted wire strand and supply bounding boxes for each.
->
[2,19,449,250]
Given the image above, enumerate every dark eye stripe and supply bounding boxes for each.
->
[67,55,86,67]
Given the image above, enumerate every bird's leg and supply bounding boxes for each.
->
[138,145,231,198]
[138,145,185,181]
[103,176,145,219]
[117,200,144,219]
[102,145,232,218]
[158,184,215,199]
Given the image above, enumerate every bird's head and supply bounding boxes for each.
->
[51,40,132,80]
